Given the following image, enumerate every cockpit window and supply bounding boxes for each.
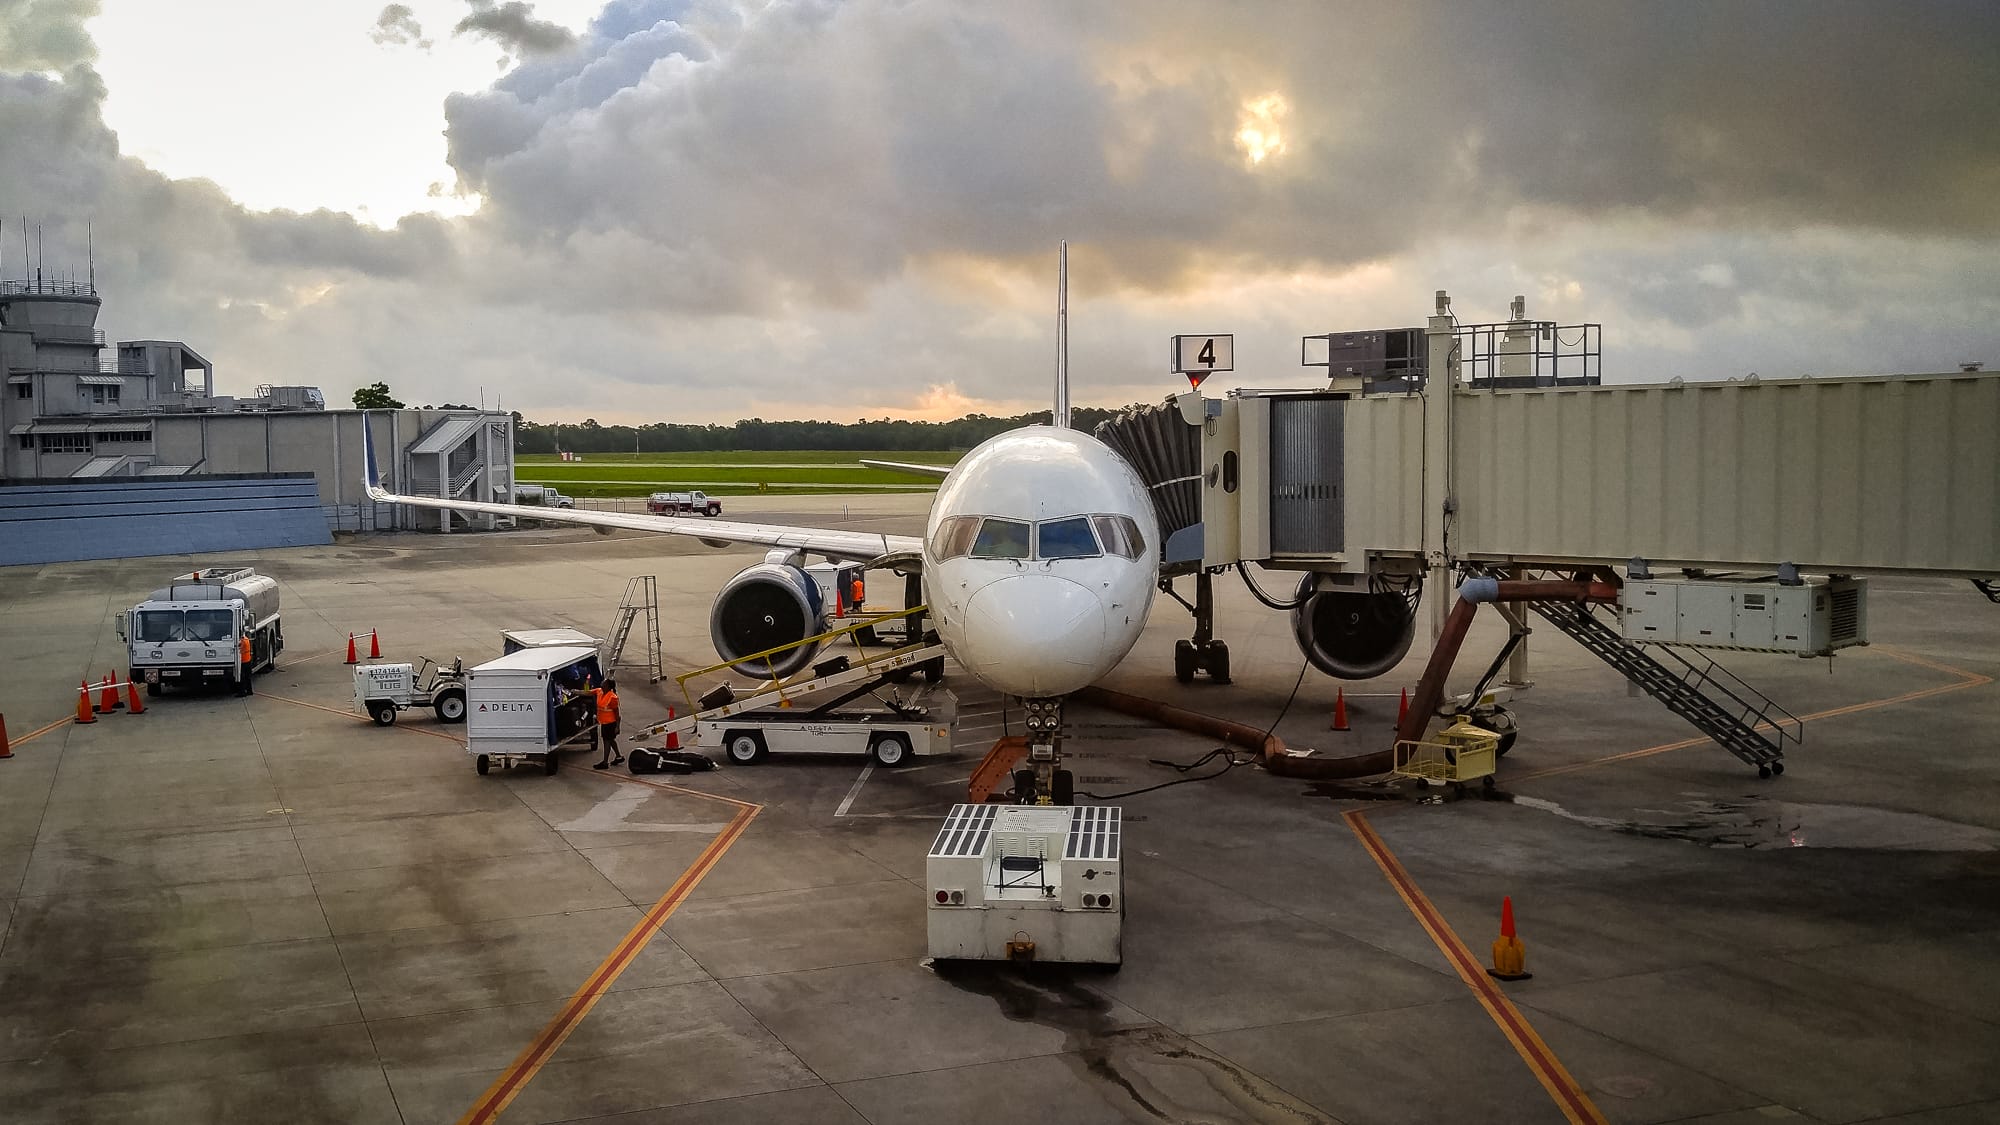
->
[1036,517,1101,559]
[931,515,981,560]
[1091,514,1146,560]
[969,518,1031,559]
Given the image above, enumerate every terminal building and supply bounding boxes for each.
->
[0,274,515,563]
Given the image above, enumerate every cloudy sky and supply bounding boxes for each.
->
[3,0,1997,424]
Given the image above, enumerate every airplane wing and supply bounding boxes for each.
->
[363,420,922,565]
[861,459,953,479]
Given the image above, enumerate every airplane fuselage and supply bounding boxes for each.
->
[921,426,1160,698]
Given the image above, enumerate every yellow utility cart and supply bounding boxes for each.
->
[1393,718,1502,794]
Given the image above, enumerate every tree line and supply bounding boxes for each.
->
[510,406,1136,454]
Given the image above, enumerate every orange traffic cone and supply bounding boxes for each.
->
[1397,687,1410,727]
[75,683,96,725]
[99,674,123,713]
[1488,896,1532,981]
[127,679,146,715]
[663,707,681,751]
[1331,689,1350,732]
[345,634,358,664]
[369,630,381,658]
[1,711,11,758]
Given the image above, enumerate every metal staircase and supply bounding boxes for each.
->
[1531,598,1803,775]
[605,576,664,684]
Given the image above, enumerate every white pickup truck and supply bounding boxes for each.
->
[647,489,722,516]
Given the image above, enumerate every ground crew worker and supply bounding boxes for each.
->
[236,633,254,697]
[849,576,864,611]
[592,676,622,769]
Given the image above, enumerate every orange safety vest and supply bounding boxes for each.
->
[595,688,620,725]
[239,635,252,662]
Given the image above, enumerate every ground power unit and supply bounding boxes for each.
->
[1620,576,1868,655]
[926,804,1123,967]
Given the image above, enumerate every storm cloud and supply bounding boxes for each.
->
[1,1,1997,421]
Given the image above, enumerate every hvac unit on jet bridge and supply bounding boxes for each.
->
[1168,382,1430,682]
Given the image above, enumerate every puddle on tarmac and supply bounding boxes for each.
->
[1510,794,2000,851]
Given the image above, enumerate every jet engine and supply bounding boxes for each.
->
[710,557,825,678]
[1290,576,1418,680]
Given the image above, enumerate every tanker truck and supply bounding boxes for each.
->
[116,565,284,696]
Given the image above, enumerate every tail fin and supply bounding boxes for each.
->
[1053,240,1070,429]
[361,412,385,496]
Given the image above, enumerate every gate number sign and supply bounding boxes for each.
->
[1171,334,1234,388]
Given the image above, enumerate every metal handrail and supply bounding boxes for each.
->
[0,279,97,298]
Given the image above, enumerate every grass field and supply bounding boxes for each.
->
[515,449,960,497]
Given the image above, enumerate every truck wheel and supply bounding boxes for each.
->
[725,730,767,765]
[370,701,397,726]
[1052,768,1075,806]
[922,657,945,684]
[434,690,466,724]
[706,504,720,516]
[146,682,161,698]
[870,732,912,767]
[544,752,560,775]
[1012,768,1036,804]
[475,754,490,776]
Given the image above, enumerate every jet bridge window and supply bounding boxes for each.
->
[1090,515,1145,560]
[1035,517,1101,559]
[969,518,1032,560]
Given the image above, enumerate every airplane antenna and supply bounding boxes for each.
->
[88,223,94,291]
[1054,240,1071,428]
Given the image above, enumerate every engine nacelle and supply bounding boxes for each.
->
[710,561,825,678]
[1291,577,1418,680]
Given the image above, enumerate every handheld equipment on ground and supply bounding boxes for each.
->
[352,657,468,726]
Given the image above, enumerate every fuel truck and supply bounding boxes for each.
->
[116,565,283,696]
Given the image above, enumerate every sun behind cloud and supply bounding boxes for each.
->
[1235,92,1289,166]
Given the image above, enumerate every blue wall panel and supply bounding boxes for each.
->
[0,474,333,566]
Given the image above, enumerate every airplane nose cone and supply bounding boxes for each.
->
[961,574,1107,697]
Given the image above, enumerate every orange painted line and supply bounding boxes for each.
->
[259,691,466,745]
[5,716,72,751]
[1512,648,1991,783]
[456,798,761,1125]
[1346,810,1609,1125]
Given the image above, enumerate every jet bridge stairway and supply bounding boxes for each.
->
[1530,598,1803,776]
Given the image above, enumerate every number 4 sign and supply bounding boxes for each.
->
[1171,334,1234,388]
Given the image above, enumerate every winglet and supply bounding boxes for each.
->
[361,412,387,498]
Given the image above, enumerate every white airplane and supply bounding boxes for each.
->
[361,246,1159,736]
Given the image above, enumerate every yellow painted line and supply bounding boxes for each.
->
[1511,648,1992,783]
[5,716,72,751]
[456,797,760,1124]
[1346,809,1609,1124]
[259,691,467,746]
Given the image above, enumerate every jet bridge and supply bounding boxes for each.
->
[1141,292,1999,775]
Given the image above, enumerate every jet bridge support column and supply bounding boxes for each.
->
[1422,291,1459,644]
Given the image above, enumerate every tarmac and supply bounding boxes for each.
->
[1,492,1997,1124]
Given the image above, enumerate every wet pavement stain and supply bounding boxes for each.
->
[1510,794,2000,851]
[932,960,1331,1123]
